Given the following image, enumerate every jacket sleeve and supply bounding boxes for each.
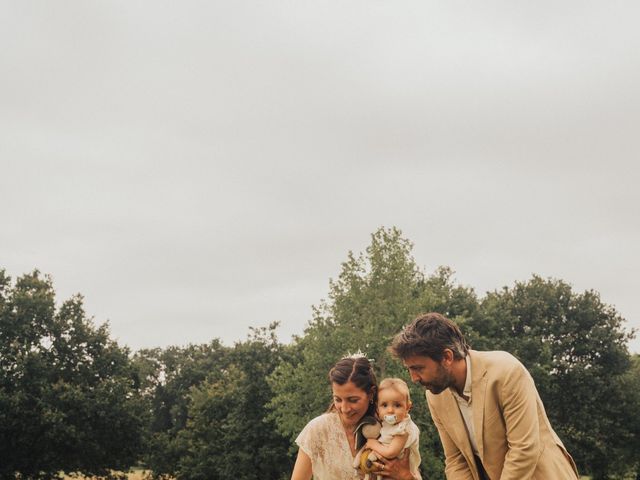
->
[499,363,542,480]
[427,398,475,480]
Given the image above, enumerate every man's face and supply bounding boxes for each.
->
[402,354,454,395]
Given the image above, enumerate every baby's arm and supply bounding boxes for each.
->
[366,433,408,459]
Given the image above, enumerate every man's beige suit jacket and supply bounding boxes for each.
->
[426,350,579,480]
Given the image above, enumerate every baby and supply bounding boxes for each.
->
[366,378,421,478]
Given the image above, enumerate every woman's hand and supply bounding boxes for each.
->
[373,449,416,480]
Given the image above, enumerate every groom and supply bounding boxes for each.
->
[378,312,579,480]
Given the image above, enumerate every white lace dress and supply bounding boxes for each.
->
[295,412,363,479]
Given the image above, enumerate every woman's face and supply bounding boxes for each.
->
[331,380,372,429]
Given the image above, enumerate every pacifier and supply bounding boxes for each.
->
[383,414,397,425]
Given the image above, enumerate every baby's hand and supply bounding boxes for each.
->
[365,438,380,450]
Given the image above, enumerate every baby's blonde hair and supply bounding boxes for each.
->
[378,377,412,405]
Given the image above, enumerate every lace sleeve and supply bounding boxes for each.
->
[295,419,317,458]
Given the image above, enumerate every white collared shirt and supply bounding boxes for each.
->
[450,355,479,456]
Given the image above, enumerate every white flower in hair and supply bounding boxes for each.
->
[345,349,374,363]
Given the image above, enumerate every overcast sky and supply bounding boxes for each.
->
[2,1,639,353]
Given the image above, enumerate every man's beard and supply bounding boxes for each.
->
[420,363,454,394]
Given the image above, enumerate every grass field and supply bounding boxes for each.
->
[62,469,154,480]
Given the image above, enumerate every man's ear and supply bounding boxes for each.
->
[442,348,454,366]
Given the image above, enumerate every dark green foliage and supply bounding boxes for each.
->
[469,276,638,479]
[616,354,640,478]
[136,324,292,480]
[177,324,292,480]
[133,341,229,477]
[0,270,144,479]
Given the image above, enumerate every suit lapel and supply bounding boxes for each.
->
[470,351,488,459]
[442,389,476,464]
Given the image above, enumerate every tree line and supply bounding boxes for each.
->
[1,227,639,479]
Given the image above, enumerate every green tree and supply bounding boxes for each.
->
[470,276,637,479]
[132,340,229,478]
[616,354,640,478]
[267,227,478,480]
[177,324,292,480]
[0,270,144,479]
[134,324,292,480]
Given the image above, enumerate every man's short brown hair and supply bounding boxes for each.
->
[389,312,469,361]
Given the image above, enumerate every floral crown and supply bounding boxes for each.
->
[344,349,375,364]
